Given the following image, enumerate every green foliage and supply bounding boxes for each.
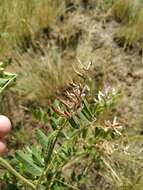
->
[0,60,17,93]
[0,59,17,115]
[0,78,125,190]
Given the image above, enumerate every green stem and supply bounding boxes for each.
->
[45,119,68,171]
[0,157,36,189]
[36,119,68,188]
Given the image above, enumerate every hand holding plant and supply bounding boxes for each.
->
[0,61,16,155]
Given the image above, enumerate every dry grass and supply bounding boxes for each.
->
[12,45,75,103]
[0,0,65,57]
[0,0,69,102]
[111,0,143,46]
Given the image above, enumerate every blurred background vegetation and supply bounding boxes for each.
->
[0,0,143,189]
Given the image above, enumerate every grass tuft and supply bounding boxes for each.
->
[13,45,75,103]
[0,0,65,57]
[112,0,143,46]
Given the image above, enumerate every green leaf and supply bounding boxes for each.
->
[77,111,90,125]
[0,78,9,85]
[30,146,44,167]
[29,108,48,124]
[83,99,93,119]
[50,117,58,130]
[36,129,49,150]
[44,130,59,163]
[0,71,17,93]
[16,151,43,176]
[47,130,59,146]
[68,116,80,129]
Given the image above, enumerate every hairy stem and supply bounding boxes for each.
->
[0,157,36,189]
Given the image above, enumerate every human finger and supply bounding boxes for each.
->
[0,115,11,138]
[0,139,7,155]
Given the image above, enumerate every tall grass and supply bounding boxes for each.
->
[13,45,75,103]
[112,0,143,46]
[0,0,65,57]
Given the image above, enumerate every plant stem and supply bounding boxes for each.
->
[0,157,36,189]
[36,119,68,188]
[45,119,68,171]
